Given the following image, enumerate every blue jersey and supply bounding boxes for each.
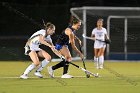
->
[56,26,75,45]
[55,26,75,50]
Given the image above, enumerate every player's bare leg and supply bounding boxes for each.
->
[34,50,51,78]
[20,51,40,79]
[59,46,73,78]
[49,46,73,78]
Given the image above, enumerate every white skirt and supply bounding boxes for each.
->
[24,43,42,55]
[94,40,106,49]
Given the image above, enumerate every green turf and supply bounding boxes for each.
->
[0,61,140,93]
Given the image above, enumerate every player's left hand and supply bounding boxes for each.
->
[50,45,55,49]
[78,40,82,46]
[105,39,111,44]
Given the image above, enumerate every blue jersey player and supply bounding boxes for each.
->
[48,17,84,78]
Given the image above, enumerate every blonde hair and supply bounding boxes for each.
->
[45,22,55,30]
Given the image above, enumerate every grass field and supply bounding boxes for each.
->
[0,61,140,93]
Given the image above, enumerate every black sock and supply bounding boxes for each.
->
[52,61,65,70]
[63,61,70,75]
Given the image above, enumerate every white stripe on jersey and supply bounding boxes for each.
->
[29,29,46,39]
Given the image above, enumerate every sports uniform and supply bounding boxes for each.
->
[55,26,75,50]
[24,29,52,55]
[48,26,75,78]
[91,27,107,48]
[20,29,53,79]
[91,27,108,69]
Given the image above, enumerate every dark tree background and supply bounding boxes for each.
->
[0,0,139,60]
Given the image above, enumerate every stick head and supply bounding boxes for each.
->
[94,73,100,78]
[86,74,90,78]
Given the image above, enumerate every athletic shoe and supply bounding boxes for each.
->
[99,67,103,69]
[96,66,99,69]
[20,74,28,79]
[47,66,54,78]
[61,74,73,78]
[99,65,103,69]
[34,71,43,78]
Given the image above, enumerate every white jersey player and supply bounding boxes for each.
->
[20,22,64,79]
[91,18,110,69]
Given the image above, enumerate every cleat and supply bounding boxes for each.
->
[99,67,103,69]
[34,71,43,78]
[61,74,73,78]
[47,66,54,78]
[99,65,103,69]
[20,74,28,79]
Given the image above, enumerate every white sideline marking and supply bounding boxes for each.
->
[0,76,85,79]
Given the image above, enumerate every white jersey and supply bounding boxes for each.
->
[24,29,52,55]
[29,29,46,45]
[29,29,52,45]
[91,27,107,48]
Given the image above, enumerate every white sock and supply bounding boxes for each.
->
[36,59,49,72]
[94,56,99,68]
[23,63,36,75]
[99,56,104,67]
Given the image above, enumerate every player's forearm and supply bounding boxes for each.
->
[75,36,80,41]
[40,40,52,47]
[51,48,62,58]
[71,44,81,55]
[90,35,95,40]
[51,48,65,60]
[39,35,52,47]
[77,38,82,45]
[106,35,110,40]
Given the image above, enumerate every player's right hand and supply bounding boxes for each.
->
[60,56,65,61]
[92,37,96,41]
[50,45,55,48]
[105,39,111,44]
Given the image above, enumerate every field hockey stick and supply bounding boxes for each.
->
[69,62,99,77]
[82,34,111,44]
[78,42,90,78]
[75,36,90,78]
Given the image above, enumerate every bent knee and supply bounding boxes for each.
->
[65,56,72,62]
[34,61,40,66]
[45,55,51,61]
